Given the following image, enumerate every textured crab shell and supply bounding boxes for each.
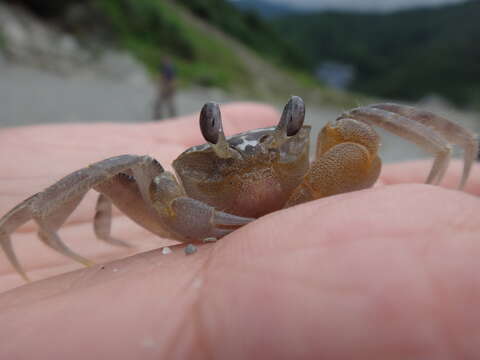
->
[173,126,311,217]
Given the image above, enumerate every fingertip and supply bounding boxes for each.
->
[195,183,480,359]
[380,160,480,196]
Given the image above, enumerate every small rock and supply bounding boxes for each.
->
[184,244,197,255]
[161,247,172,255]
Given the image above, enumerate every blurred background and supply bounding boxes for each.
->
[0,0,479,162]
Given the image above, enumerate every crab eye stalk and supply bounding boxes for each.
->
[277,96,305,136]
[200,102,223,144]
[199,101,239,159]
[286,96,305,136]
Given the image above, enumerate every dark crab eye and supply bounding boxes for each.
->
[200,102,223,144]
[286,96,305,136]
[278,96,305,136]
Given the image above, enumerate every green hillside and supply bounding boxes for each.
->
[175,0,307,68]
[95,0,250,89]
[273,0,480,107]
[5,0,307,93]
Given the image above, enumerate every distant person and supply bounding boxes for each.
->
[153,56,177,120]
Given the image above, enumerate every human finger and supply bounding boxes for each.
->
[1,184,479,359]
[380,160,480,196]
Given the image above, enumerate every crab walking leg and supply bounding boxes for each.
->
[0,196,37,281]
[150,172,254,241]
[369,103,478,189]
[0,190,90,281]
[35,191,93,263]
[341,106,453,187]
[94,173,176,241]
[94,194,133,248]
[286,119,381,207]
[0,154,163,278]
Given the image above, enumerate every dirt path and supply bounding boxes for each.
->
[0,59,193,125]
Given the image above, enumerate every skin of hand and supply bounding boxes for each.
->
[0,103,479,360]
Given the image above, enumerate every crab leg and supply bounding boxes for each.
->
[93,172,175,241]
[340,105,475,188]
[0,196,37,281]
[94,194,132,248]
[368,103,478,189]
[0,154,163,278]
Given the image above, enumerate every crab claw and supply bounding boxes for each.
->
[154,197,254,241]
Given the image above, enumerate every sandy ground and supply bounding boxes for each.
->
[1,59,478,164]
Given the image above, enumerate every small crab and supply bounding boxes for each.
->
[0,96,478,280]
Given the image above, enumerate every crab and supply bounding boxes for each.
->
[0,96,478,281]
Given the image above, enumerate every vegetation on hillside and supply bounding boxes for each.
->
[176,0,307,68]
[273,0,480,107]
[5,0,308,93]
[230,0,296,19]
[94,0,254,90]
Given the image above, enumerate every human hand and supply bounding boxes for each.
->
[0,104,479,359]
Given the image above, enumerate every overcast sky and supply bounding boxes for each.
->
[262,0,467,11]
